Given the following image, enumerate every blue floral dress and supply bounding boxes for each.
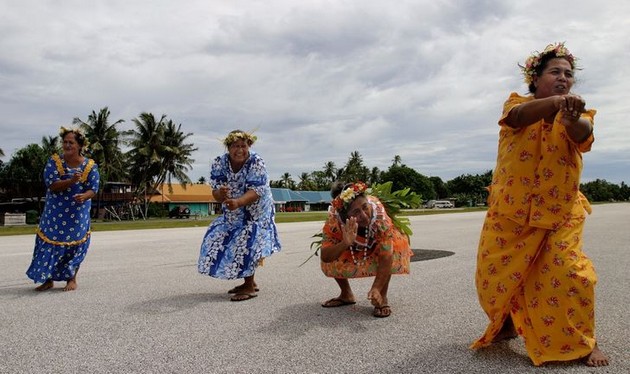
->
[26,154,100,283]
[198,151,281,279]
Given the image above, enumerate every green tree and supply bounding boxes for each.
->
[280,172,295,189]
[581,179,618,202]
[297,172,316,191]
[73,107,127,184]
[381,164,435,200]
[429,176,449,199]
[159,120,197,189]
[40,135,60,156]
[322,161,338,185]
[368,166,381,185]
[340,151,369,182]
[0,143,48,208]
[392,155,402,167]
[446,171,492,206]
[619,181,630,201]
[126,113,196,217]
[310,170,330,191]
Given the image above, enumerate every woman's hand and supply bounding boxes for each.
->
[224,198,240,211]
[215,185,230,202]
[73,192,92,204]
[341,217,358,247]
[558,94,586,126]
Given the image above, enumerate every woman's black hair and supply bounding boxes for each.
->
[330,181,349,199]
[330,181,367,221]
[527,52,575,94]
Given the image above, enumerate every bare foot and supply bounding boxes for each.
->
[227,283,259,294]
[367,288,383,307]
[584,345,609,367]
[35,280,54,292]
[373,305,391,318]
[63,278,77,292]
[492,316,518,342]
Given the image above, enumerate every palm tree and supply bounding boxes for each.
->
[323,161,336,184]
[342,151,369,182]
[40,135,59,156]
[0,148,5,157]
[280,172,295,189]
[157,119,197,191]
[127,113,168,215]
[368,166,381,185]
[126,113,197,217]
[297,172,315,191]
[73,107,126,183]
[392,155,402,167]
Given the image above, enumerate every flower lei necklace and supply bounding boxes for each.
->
[347,201,377,266]
[521,42,577,85]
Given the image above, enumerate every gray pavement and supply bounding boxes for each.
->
[1,204,628,374]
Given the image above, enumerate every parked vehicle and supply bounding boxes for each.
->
[424,200,454,209]
[169,205,191,218]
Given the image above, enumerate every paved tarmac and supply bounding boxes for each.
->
[1,204,628,374]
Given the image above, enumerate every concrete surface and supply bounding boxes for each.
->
[1,204,628,373]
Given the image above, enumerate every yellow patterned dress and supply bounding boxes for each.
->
[471,93,598,365]
[320,196,412,278]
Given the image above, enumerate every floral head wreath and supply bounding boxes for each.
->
[222,130,257,147]
[331,181,369,211]
[521,42,577,85]
[59,126,90,152]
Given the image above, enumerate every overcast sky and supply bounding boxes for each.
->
[1,0,628,185]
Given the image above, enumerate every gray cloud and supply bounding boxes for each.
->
[1,0,628,185]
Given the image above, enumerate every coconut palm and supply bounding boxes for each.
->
[73,107,126,183]
[280,172,295,189]
[126,113,197,217]
[297,172,315,191]
[157,119,197,192]
[40,135,60,156]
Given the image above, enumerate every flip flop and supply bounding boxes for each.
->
[230,293,258,302]
[227,286,260,294]
[321,297,357,308]
[373,305,391,318]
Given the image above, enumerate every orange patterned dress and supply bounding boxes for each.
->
[320,196,412,278]
[471,93,599,365]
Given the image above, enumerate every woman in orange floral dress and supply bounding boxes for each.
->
[471,43,608,367]
[319,181,412,318]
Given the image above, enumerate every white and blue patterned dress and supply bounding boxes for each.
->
[26,154,100,283]
[198,151,281,279]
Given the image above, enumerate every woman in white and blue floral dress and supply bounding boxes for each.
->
[26,127,100,292]
[198,130,281,301]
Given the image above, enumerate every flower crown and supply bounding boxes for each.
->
[521,42,577,85]
[59,126,90,152]
[222,130,257,147]
[331,181,369,211]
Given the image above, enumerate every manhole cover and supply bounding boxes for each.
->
[411,249,455,262]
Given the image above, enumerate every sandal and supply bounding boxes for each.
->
[228,285,260,294]
[230,293,258,302]
[373,305,391,318]
[321,297,356,308]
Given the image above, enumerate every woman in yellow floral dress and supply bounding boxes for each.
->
[319,181,412,318]
[471,43,608,367]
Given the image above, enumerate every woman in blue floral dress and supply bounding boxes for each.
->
[26,127,100,291]
[198,130,281,301]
